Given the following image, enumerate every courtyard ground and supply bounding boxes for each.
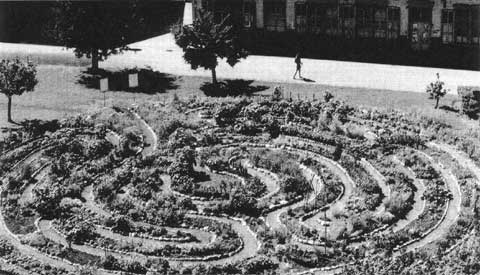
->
[1,32,479,94]
[0,64,466,132]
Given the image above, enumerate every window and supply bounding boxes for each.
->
[243,1,255,28]
[295,2,307,32]
[441,10,454,44]
[387,7,400,39]
[340,5,355,39]
[308,4,327,34]
[357,6,373,38]
[455,8,469,43]
[265,1,286,31]
[325,6,339,36]
[453,6,480,45]
[472,7,480,44]
[374,8,387,38]
[409,7,432,23]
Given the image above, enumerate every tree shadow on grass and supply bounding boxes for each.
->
[200,79,269,97]
[77,67,179,94]
[439,105,459,113]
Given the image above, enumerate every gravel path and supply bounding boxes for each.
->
[82,175,260,266]
[428,142,480,181]
[18,164,50,206]
[0,196,76,272]
[81,185,112,218]
[403,149,462,252]
[299,163,325,203]
[94,226,214,249]
[131,110,157,156]
[263,146,355,236]
[390,156,426,233]
[241,159,281,201]
[0,147,79,273]
[360,158,390,215]
[38,219,149,262]
[290,149,355,230]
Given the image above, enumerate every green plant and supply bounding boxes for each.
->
[172,10,247,85]
[323,91,334,102]
[426,73,448,109]
[47,1,144,71]
[0,59,38,122]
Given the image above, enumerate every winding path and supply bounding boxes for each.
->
[263,146,355,237]
[241,159,281,201]
[428,142,480,181]
[131,110,157,156]
[79,180,259,266]
[82,115,259,266]
[403,148,462,252]
[0,146,85,273]
[390,156,427,233]
[286,147,355,232]
[360,158,390,215]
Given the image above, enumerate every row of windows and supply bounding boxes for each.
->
[293,4,400,39]
[201,0,479,46]
[442,8,480,45]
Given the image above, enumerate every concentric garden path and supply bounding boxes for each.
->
[12,111,259,271]
[0,147,79,273]
[0,108,474,275]
[402,148,462,252]
[229,135,465,274]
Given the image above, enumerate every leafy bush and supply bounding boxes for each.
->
[425,73,448,109]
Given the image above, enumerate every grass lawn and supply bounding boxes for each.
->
[0,64,468,133]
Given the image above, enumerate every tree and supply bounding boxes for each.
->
[47,1,144,71]
[0,59,38,123]
[426,73,448,109]
[173,10,247,85]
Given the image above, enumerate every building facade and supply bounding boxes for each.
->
[192,0,480,50]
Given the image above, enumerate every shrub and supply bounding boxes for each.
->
[242,255,278,274]
[323,91,334,102]
[100,255,121,270]
[425,73,448,109]
[385,191,413,219]
[246,177,267,197]
[65,221,97,245]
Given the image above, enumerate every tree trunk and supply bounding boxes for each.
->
[7,96,12,123]
[211,67,217,85]
[435,98,439,109]
[91,50,99,72]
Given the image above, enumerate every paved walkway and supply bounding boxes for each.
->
[101,33,480,93]
[1,7,479,94]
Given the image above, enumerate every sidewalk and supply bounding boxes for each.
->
[1,29,479,93]
[102,33,479,94]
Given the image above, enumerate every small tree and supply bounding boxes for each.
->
[173,10,248,85]
[0,59,38,123]
[47,1,144,71]
[426,73,448,109]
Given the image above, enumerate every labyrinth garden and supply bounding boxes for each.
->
[0,94,479,275]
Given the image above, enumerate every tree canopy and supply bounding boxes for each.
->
[0,59,38,123]
[173,10,247,84]
[47,1,144,71]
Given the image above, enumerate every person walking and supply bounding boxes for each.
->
[293,52,303,79]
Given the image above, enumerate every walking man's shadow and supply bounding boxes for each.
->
[300,77,315,83]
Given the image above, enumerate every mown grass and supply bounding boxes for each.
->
[0,64,470,133]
